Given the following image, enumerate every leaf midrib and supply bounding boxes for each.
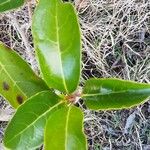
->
[0,62,27,98]
[83,88,150,97]
[65,107,70,149]
[6,101,64,145]
[55,2,68,93]
[0,0,10,6]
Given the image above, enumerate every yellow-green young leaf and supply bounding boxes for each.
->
[32,0,81,94]
[4,91,64,150]
[0,0,25,12]
[82,78,150,110]
[44,105,87,150]
[0,43,49,108]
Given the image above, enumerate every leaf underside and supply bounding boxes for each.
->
[4,91,64,150]
[83,78,150,110]
[32,0,81,94]
[0,0,25,12]
[0,43,49,108]
[44,105,87,150]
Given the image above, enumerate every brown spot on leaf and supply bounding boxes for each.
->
[16,95,24,104]
[2,82,10,91]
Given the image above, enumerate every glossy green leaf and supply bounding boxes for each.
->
[32,0,81,94]
[82,78,150,110]
[44,105,87,150]
[0,0,25,13]
[0,43,49,108]
[4,91,64,150]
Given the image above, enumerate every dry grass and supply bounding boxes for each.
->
[78,0,150,149]
[0,0,150,149]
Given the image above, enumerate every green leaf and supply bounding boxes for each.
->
[32,0,81,94]
[82,78,150,110]
[44,105,87,150]
[0,43,49,108]
[0,0,25,12]
[4,91,64,150]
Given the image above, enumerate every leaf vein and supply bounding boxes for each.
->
[6,101,63,145]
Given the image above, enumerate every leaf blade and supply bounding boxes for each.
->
[44,105,87,150]
[32,0,81,94]
[4,91,64,150]
[82,78,150,110]
[0,43,49,108]
[0,0,25,12]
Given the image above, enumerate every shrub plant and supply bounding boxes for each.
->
[0,0,150,149]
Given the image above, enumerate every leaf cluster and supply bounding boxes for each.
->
[0,0,150,149]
